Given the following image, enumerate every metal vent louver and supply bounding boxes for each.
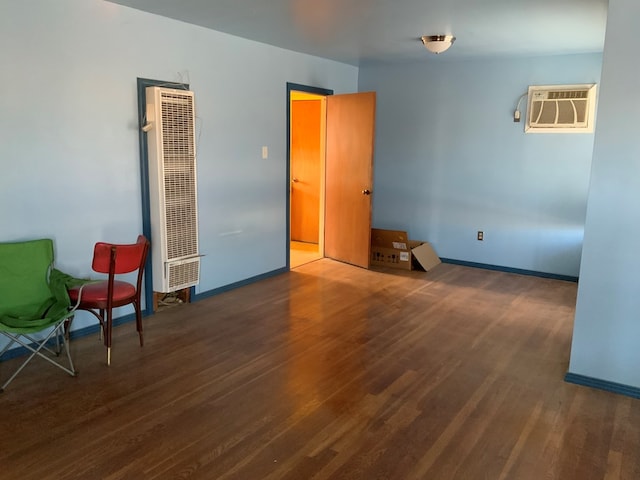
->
[526,84,597,134]
[146,87,200,293]
[167,257,200,291]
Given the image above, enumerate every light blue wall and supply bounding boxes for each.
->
[0,0,358,334]
[359,54,602,277]
[569,0,640,388]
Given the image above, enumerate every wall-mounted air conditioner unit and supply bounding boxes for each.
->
[145,86,200,293]
[526,84,597,134]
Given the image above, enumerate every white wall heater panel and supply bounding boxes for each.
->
[146,86,200,293]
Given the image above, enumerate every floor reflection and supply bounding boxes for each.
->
[285,273,367,423]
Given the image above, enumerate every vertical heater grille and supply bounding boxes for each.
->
[160,91,198,261]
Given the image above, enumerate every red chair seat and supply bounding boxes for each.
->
[69,281,136,308]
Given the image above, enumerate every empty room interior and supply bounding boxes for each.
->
[1,0,640,478]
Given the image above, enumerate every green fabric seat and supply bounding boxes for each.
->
[0,238,86,392]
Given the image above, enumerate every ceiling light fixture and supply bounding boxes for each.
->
[421,35,456,54]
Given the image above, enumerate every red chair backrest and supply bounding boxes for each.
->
[92,235,149,275]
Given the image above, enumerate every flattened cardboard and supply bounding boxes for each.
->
[410,242,441,271]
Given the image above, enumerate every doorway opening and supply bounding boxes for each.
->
[287,84,332,269]
[286,84,376,270]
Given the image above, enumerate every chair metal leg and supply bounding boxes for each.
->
[85,308,110,365]
[0,324,76,392]
[62,330,76,377]
[21,334,63,357]
[54,328,61,355]
[0,338,17,358]
[63,316,74,354]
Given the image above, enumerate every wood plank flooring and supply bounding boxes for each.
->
[290,241,321,269]
[1,259,639,479]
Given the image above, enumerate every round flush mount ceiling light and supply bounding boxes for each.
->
[421,35,456,54]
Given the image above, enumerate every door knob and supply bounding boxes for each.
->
[362,189,371,195]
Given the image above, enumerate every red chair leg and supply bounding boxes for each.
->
[99,309,105,342]
[106,308,113,366]
[135,301,144,347]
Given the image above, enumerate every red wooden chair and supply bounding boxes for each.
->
[68,235,150,365]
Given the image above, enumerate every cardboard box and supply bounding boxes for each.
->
[370,228,441,271]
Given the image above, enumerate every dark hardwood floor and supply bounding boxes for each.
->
[1,259,639,479]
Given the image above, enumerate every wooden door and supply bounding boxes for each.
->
[291,100,321,243]
[325,92,376,268]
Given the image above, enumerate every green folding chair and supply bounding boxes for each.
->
[0,238,86,392]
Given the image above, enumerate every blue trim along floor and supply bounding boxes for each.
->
[565,372,640,400]
[440,258,579,283]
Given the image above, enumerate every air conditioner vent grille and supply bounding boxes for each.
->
[547,90,589,100]
[526,84,597,134]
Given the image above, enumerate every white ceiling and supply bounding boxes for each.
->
[107,0,608,65]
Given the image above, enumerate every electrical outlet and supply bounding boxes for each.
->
[477,231,484,241]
